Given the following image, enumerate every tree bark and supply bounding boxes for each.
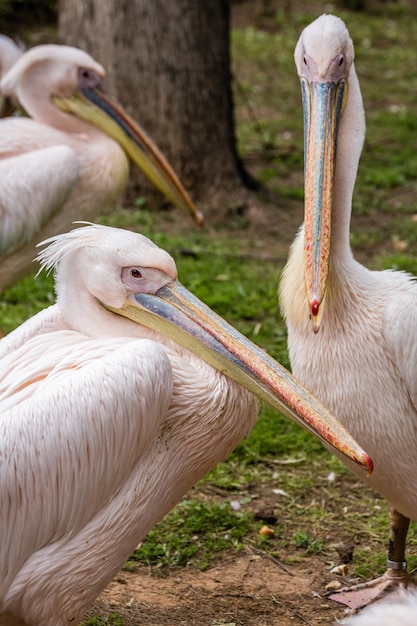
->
[58,0,256,222]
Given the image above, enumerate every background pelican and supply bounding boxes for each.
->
[0,35,22,77]
[0,44,202,293]
[0,223,371,626]
[0,34,23,116]
[280,13,417,609]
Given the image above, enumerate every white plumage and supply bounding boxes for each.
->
[341,590,417,625]
[0,35,23,80]
[0,34,23,117]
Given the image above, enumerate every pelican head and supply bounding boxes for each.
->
[37,223,373,474]
[0,45,203,225]
[294,15,354,331]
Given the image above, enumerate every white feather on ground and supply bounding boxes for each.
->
[341,590,417,625]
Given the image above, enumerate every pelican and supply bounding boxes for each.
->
[0,35,23,116]
[0,44,203,292]
[280,14,417,609]
[0,35,23,77]
[0,223,371,626]
[342,590,417,625]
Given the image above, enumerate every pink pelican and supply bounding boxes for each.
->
[0,223,371,625]
[0,34,24,116]
[343,589,417,625]
[0,44,203,292]
[280,13,417,609]
[0,35,23,77]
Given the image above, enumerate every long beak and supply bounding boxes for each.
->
[302,78,345,331]
[106,280,373,475]
[53,88,204,227]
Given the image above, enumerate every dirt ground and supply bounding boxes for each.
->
[87,550,352,626]
[82,454,389,626]
[83,449,382,626]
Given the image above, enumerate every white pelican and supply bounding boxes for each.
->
[280,14,417,609]
[0,223,371,626]
[0,34,23,116]
[342,589,417,625]
[0,35,23,77]
[0,44,203,292]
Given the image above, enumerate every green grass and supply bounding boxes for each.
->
[0,273,55,334]
[124,500,255,572]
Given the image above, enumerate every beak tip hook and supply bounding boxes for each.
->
[195,210,205,228]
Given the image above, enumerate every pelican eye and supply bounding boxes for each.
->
[78,67,101,89]
[130,268,143,279]
[338,55,344,66]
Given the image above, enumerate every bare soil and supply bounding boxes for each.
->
[88,551,350,626]
[83,455,381,626]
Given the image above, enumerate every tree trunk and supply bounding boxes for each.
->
[58,0,256,222]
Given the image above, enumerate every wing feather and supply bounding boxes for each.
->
[0,333,173,596]
[0,305,68,360]
[0,145,79,256]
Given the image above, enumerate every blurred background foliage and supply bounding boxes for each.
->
[0,0,56,23]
